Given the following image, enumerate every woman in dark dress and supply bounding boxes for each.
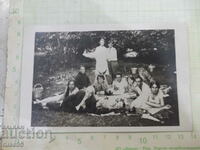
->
[45,80,79,111]
[61,80,97,113]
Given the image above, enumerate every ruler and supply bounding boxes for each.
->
[0,0,9,132]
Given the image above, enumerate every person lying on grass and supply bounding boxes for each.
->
[33,80,79,109]
[34,82,97,113]
[34,75,111,113]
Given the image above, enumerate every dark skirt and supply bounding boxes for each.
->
[61,90,97,113]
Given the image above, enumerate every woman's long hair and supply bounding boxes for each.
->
[64,80,75,98]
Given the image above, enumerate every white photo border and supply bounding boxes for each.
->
[19,24,192,132]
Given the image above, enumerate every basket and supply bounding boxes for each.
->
[131,67,138,74]
[33,83,44,100]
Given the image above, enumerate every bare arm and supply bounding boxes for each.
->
[59,86,68,101]
[160,97,164,106]
[82,49,96,59]
[146,97,164,108]
[70,87,79,95]
[75,92,88,110]
[146,101,163,108]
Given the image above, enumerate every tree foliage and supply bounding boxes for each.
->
[34,30,176,74]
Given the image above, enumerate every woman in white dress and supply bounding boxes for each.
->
[83,38,109,75]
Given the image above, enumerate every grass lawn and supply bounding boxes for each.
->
[31,109,177,127]
[31,63,179,127]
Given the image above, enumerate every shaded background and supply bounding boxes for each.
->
[34,30,176,76]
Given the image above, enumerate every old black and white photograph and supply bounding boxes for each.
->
[20,25,192,132]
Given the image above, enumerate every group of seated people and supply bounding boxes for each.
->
[34,65,172,118]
